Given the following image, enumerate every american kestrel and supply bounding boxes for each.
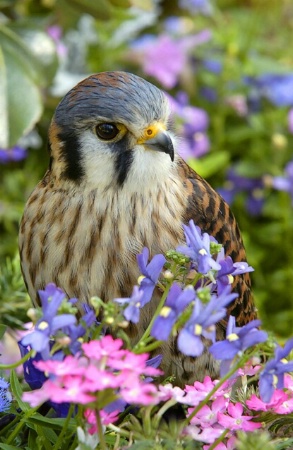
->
[19,71,257,385]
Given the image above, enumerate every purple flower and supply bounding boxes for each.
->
[168,92,210,159]
[0,378,12,413]
[21,283,76,359]
[216,248,254,295]
[178,286,238,357]
[218,168,264,216]
[63,309,96,354]
[151,283,195,341]
[114,285,145,324]
[47,25,67,58]
[131,31,211,89]
[0,146,27,164]
[245,73,293,107]
[288,108,293,133]
[259,337,293,403]
[177,220,221,274]
[272,161,293,206]
[179,0,213,15]
[137,248,166,306]
[210,316,268,376]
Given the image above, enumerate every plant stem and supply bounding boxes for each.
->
[133,283,171,352]
[95,406,106,450]
[53,403,75,450]
[208,429,229,450]
[181,353,252,429]
[0,349,33,370]
[153,398,177,428]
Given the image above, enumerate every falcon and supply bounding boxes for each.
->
[19,71,257,385]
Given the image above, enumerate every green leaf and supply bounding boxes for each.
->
[0,25,43,147]
[0,445,22,450]
[27,413,75,432]
[187,151,230,179]
[10,369,31,412]
[65,0,112,20]
[0,323,7,339]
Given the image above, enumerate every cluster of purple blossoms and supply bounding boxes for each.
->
[218,167,265,216]
[0,146,27,164]
[168,92,210,159]
[272,160,293,206]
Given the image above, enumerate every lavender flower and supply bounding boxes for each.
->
[178,286,237,357]
[218,168,264,216]
[245,73,293,107]
[0,378,12,413]
[137,248,166,306]
[151,283,195,341]
[216,248,254,295]
[179,0,213,15]
[210,316,268,376]
[0,146,27,164]
[177,220,221,274]
[115,285,145,323]
[21,283,76,359]
[272,161,293,206]
[259,337,293,403]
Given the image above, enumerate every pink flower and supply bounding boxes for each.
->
[85,409,120,434]
[185,424,224,444]
[158,383,186,402]
[183,376,232,405]
[218,402,262,431]
[237,361,262,377]
[82,336,124,363]
[34,355,87,376]
[84,367,122,390]
[247,391,288,412]
[188,396,228,427]
[203,436,236,450]
[131,31,211,89]
[107,351,162,377]
[121,382,159,405]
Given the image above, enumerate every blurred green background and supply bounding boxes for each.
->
[1,0,293,336]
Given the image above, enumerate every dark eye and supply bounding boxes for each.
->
[95,123,119,140]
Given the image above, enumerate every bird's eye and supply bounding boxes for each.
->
[95,123,119,140]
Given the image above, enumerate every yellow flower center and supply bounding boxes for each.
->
[199,248,207,256]
[194,324,203,335]
[160,306,172,318]
[227,333,239,341]
[38,321,49,331]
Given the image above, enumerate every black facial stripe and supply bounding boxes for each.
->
[58,130,84,183]
[113,137,134,187]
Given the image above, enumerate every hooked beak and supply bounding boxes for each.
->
[143,130,174,162]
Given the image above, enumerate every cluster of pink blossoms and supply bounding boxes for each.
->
[22,335,162,430]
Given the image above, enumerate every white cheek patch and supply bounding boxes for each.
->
[78,130,116,189]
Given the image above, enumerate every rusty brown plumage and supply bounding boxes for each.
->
[19,71,257,386]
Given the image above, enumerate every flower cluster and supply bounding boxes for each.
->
[23,335,162,432]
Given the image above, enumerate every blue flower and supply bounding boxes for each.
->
[177,220,221,274]
[272,161,293,206]
[137,248,166,306]
[216,248,254,295]
[115,285,145,323]
[259,337,293,403]
[209,316,268,376]
[218,168,265,216]
[21,283,76,359]
[245,73,293,107]
[178,286,237,357]
[0,146,27,164]
[63,309,96,354]
[0,377,12,413]
[151,283,195,341]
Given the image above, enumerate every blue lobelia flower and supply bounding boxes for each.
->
[0,378,12,413]
[177,286,238,357]
[137,248,166,306]
[216,248,254,295]
[177,220,221,274]
[114,285,145,324]
[21,283,76,359]
[259,337,293,403]
[210,316,268,376]
[151,282,195,341]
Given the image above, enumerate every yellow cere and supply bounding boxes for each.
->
[137,122,166,144]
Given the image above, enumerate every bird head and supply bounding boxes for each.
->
[48,71,176,190]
